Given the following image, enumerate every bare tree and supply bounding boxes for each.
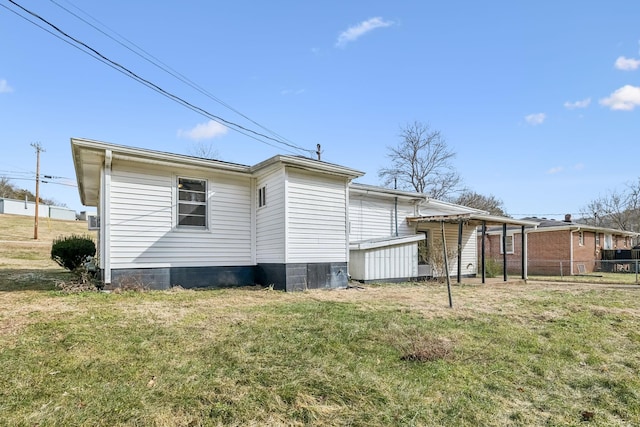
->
[378,122,462,199]
[580,178,640,232]
[452,190,509,217]
[187,141,219,160]
[0,176,12,198]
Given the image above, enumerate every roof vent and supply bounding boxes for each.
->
[564,214,572,222]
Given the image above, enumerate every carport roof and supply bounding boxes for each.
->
[407,212,540,228]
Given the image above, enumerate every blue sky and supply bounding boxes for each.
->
[1,1,639,219]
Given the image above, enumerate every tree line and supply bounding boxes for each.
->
[579,179,640,232]
[0,176,62,207]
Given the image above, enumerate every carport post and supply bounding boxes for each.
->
[457,220,463,283]
[521,225,526,280]
[502,223,508,282]
[441,221,453,308]
[481,221,486,284]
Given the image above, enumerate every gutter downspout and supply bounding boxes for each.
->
[394,196,398,237]
[102,150,112,286]
[394,177,398,237]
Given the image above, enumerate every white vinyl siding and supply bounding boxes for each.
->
[349,196,415,241]
[349,242,419,282]
[108,161,252,268]
[286,168,348,263]
[256,168,286,263]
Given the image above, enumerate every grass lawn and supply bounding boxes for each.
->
[2,282,640,426]
[1,214,640,425]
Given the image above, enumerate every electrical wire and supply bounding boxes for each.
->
[49,0,308,154]
[3,0,314,156]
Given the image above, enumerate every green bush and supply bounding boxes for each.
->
[484,258,503,278]
[51,235,96,272]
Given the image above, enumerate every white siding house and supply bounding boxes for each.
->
[72,138,529,290]
[72,138,362,291]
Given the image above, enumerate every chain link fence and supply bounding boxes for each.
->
[492,258,640,284]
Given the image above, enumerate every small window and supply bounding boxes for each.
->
[501,235,514,254]
[578,231,584,246]
[258,186,266,208]
[177,177,207,228]
[418,231,429,265]
[595,233,600,246]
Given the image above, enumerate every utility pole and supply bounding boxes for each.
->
[31,142,44,240]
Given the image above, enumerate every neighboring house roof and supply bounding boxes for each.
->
[72,137,364,206]
[484,217,639,237]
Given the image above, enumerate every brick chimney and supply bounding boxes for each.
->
[564,214,572,222]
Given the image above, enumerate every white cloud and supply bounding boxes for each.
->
[0,79,13,93]
[525,113,546,126]
[335,17,394,48]
[573,163,585,170]
[614,56,640,71]
[177,120,228,141]
[599,85,640,111]
[547,166,563,174]
[563,98,591,109]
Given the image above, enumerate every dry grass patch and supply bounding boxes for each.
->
[1,283,639,425]
[0,214,94,270]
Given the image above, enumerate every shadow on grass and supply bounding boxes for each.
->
[0,268,74,292]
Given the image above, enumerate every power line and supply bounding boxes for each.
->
[3,0,315,156]
[49,0,305,153]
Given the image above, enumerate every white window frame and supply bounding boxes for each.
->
[258,185,267,208]
[500,234,514,254]
[177,176,208,229]
[604,234,613,249]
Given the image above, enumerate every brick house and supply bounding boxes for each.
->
[480,214,639,276]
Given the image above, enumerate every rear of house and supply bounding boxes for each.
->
[72,138,362,291]
[72,138,521,290]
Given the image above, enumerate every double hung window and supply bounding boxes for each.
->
[501,235,514,254]
[178,177,207,228]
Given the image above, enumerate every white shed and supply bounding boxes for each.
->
[349,234,425,282]
[0,198,50,217]
[49,206,77,221]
